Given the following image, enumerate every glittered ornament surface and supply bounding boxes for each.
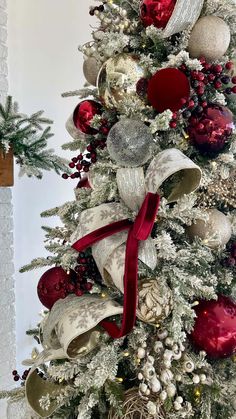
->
[191,295,236,358]
[188,104,234,155]
[187,209,232,250]
[147,68,190,112]
[140,0,177,29]
[188,16,231,62]
[97,54,146,110]
[83,57,100,86]
[73,100,102,135]
[107,119,153,167]
[37,267,71,309]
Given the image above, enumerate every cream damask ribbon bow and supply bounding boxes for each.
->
[24,148,201,417]
[71,148,202,293]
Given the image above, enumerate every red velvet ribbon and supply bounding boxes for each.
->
[72,192,161,338]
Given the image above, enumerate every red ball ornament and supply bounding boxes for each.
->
[147,68,190,113]
[188,104,234,155]
[191,295,236,358]
[73,100,102,135]
[37,267,71,309]
[140,0,177,29]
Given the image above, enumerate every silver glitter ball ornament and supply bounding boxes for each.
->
[107,119,153,167]
[188,16,231,62]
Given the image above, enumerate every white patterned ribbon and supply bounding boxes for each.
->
[23,295,123,417]
[162,0,204,38]
[72,148,202,292]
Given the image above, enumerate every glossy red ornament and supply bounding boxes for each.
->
[147,68,190,113]
[188,104,234,155]
[191,295,236,358]
[73,100,102,135]
[140,0,177,29]
[37,267,70,309]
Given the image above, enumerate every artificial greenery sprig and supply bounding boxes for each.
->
[0,96,68,178]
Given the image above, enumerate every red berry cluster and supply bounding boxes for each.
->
[63,267,95,297]
[176,59,236,122]
[12,369,30,382]
[136,77,149,99]
[225,243,236,268]
[62,139,106,180]
[89,4,104,15]
[74,252,102,296]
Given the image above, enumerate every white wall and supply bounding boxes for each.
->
[8,0,94,366]
[0,2,15,417]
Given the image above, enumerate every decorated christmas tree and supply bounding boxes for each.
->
[4,0,236,418]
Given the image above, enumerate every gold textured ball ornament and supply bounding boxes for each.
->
[108,388,163,419]
[187,209,232,249]
[83,57,101,86]
[137,279,173,325]
[188,16,231,62]
[97,53,146,110]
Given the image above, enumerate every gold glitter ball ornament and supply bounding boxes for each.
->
[137,279,173,325]
[186,209,232,250]
[188,16,231,62]
[97,53,146,110]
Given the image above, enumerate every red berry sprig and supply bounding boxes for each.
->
[178,58,236,124]
[12,369,30,383]
[89,4,104,16]
[74,251,102,296]
[62,139,106,180]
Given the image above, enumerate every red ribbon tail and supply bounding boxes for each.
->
[101,227,139,339]
[133,192,161,240]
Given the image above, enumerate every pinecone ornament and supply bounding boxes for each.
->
[137,279,173,325]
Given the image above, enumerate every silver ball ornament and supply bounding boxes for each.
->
[107,119,153,167]
[83,57,100,86]
[187,209,232,249]
[188,16,231,62]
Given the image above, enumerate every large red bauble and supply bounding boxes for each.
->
[190,295,236,358]
[147,68,190,113]
[37,267,71,309]
[73,100,102,135]
[188,104,234,155]
[140,0,177,29]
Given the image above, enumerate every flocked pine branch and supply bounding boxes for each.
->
[0,96,69,178]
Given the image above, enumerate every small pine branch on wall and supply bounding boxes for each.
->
[0,96,69,178]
